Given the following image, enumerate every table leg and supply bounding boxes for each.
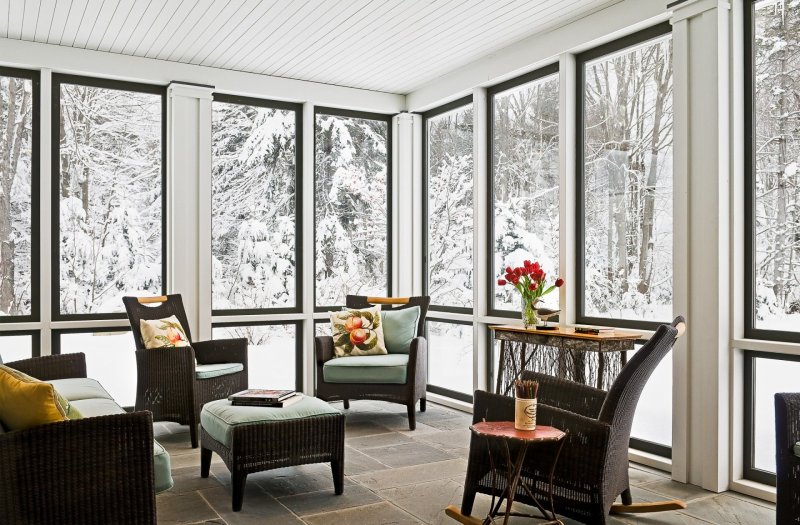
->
[597,352,605,390]
[501,440,529,525]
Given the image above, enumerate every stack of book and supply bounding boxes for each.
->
[228,389,301,408]
[574,326,615,335]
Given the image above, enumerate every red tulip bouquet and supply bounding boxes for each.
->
[498,260,564,328]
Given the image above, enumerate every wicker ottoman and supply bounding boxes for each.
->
[199,396,345,511]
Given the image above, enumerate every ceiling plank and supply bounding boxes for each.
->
[34,0,56,43]
[20,0,41,41]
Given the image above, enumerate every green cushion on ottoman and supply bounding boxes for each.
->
[195,363,243,380]
[794,442,800,458]
[201,396,340,447]
[323,354,408,384]
[154,440,173,493]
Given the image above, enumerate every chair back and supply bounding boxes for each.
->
[122,294,194,350]
[598,316,684,429]
[345,295,430,337]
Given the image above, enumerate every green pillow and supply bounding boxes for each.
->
[381,306,421,354]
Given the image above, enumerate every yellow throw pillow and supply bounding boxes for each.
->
[329,306,387,357]
[140,315,191,349]
[0,365,80,431]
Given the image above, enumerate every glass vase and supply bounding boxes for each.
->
[521,298,538,329]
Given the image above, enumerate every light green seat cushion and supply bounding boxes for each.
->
[195,362,243,380]
[70,398,127,418]
[323,354,408,384]
[794,442,800,458]
[201,396,340,448]
[50,378,114,401]
[381,306,420,354]
[153,440,173,493]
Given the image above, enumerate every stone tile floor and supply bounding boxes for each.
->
[155,400,775,524]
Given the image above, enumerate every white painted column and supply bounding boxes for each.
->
[558,53,576,328]
[302,102,316,395]
[473,87,489,391]
[394,112,416,296]
[39,68,52,355]
[411,112,424,297]
[166,82,214,341]
[671,0,732,491]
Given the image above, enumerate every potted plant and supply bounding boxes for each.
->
[497,261,564,328]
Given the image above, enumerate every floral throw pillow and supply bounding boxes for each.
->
[140,315,190,349]
[329,306,387,357]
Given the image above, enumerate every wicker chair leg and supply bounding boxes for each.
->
[407,402,416,430]
[190,421,199,449]
[332,460,344,495]
[232,472,248,512]
[200,447,212,478]
[460,483,478,517]
[343,399,350,409]
[420,397,427,412]
[620,487,632,505]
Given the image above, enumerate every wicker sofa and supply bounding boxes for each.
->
[0,352,172,525]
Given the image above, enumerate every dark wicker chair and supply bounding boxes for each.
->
[123,294,248,447]
[0,353,157,525]
[775,392,800,524]
[461,316,686,525]
[315,295,430,430]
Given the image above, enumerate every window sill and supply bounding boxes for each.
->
[629,448,671,473]
[729,478,776,503]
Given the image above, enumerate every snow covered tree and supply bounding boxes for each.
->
[211,101,297,310]
[315,113,388,306]
[582,35,673,321]
[492,75,560,310]
[0,74,33,316]
[427,104,473,308]
[752,0,800,330]
[58,83,163,315]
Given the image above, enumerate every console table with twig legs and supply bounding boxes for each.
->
[492,325,639,395]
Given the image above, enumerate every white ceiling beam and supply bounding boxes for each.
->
[0,37,405,112]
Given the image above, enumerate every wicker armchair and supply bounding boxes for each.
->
[315,295,430,430]
[123,294,248,447]
[461,317,685,525]
[0,353,157,525]
[775,392,800,524]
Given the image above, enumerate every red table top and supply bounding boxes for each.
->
[470,421,565,442]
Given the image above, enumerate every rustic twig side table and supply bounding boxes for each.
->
[491,325,639,394]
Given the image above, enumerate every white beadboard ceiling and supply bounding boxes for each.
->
[0,0,620,94]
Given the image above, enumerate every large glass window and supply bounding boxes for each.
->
[0,67,38,320]
[56,329,136,407]
[314,108,391,308]
[213,323,300,390]
[54,75,165,318]
[425,98,474,310]
[628,342,672,456]
[744,352,800,485]
[427,320,473,402]
[0,332,37,363]
[489,66,560,314]
[211,95,301,314]
[578,25,674,327]
[747,0,800,338]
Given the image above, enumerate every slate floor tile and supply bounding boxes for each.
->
[360,442,456,468]
[351,458,468,490]
[156,491,219,524]
[302,501,423,525]
[379,477,464,525]
[199,485,304,525]
[277,484,381,516]
[680,493,776,523]
[344,446,392,475]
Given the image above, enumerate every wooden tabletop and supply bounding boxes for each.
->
[491,325,640,341]
[470,421,566,442]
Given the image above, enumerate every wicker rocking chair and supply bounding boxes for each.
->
[123,294,248,448]
[453,317,686,525]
